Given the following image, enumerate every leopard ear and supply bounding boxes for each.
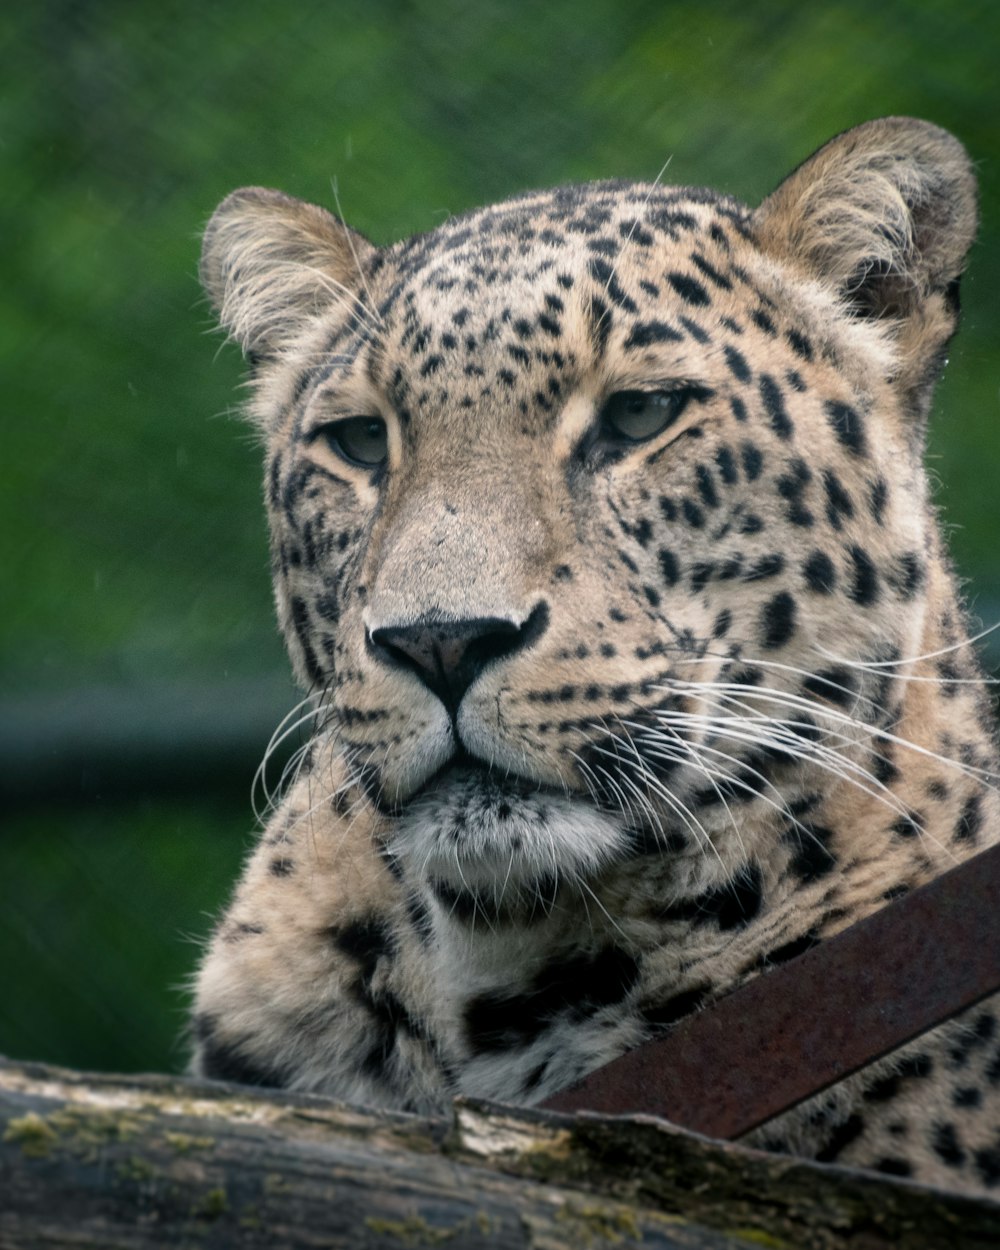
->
[753,118,977,407]
[200,187,376,359]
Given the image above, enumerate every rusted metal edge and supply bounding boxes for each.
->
[542,840,1000,1139]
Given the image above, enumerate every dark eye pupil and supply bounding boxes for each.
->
[320,417,388,467]
[600,390,688,443]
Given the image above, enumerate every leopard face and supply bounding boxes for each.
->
[194,119,1000,1193]
[217,140,941,901]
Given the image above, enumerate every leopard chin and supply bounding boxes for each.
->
[388,756,630,895]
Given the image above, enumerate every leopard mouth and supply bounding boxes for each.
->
[411,746,554,804]
[389,745,630,894]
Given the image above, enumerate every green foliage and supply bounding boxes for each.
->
[0,799,246,1072]
[1,0,998,1073]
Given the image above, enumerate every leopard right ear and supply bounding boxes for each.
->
[200,187,376,360]
[752,118,977,420]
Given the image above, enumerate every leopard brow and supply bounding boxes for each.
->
[300,385,386,437]
[601,377,715,401]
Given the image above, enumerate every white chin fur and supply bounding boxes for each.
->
[390,768,627,891]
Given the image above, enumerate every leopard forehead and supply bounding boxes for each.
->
[284,178,889,441]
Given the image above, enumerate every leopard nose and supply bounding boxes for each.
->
[368,603,549,715]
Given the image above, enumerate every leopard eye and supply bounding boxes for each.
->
[315,417,388,468]
[599,389,694,443]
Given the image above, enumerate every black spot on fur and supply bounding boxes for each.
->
[195,1015,287,1088]
[864,1054,933,1102]
[825,400,867,456]
[785,369,807,393]
[289,596,324,686]
[750,307,776,335]
[776,459,814,527]
[816,1114,864,1163]
[624,320,683,349]
[764,931,821,966]
[695,465,719,508]
[715,446,738,484]
[802,666,855,708]
[724,344,751,382]
[589,257,638,313]
[667,272,710,306]
[464,948,640,1053]
[689,562,713,593]
[743,553,784,582]
[931,1122,967,1168]
[847,545,879,606]
[759,374,792,439]
[331,915,394,974]
[658,863,763,931]
[822,468,854,529]
[588,295,612,356]
[786,824,836,882]
[680,315,711,344]
[691,253,732,289]
[712,608,732,638]
[956,794,983,844]
[620,824,688,859]
[760,592,796,649]
[889,551,926,599]
[619,219,655,247]
[871,748,899,786]
[643,984,710,1029]
[740,442,763,481]
[889,810,925,839]
[867,475,889,523]
[974,1142,1000,1187]
[874,1158,913,1178]
[659,548,680,586]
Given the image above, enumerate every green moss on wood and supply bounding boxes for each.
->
[555,1200,642,1245]
[116,1154,159,1183]
[193,1186,229,1220]
[3,1113,58,1159]
[163,1130,214,1154]
[363,1214,478,1244]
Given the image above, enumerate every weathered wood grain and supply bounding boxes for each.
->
[2,1057,998,1248]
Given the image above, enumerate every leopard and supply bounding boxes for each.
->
[191,117,1000,1195]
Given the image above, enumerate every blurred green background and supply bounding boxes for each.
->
[2,0,998,1076]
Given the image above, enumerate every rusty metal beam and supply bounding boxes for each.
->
[542,841,1000,1139]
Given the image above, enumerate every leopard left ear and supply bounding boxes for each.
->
[753,118,978,415]
[200,186,376,363]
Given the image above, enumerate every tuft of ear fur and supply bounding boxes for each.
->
[754,118,977,412]
[200,187,376,359]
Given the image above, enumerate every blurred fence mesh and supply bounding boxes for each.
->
[1,0,998,1073]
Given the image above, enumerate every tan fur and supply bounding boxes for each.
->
[191,120,1000,1194]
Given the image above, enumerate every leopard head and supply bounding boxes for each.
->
[201,118,977,906]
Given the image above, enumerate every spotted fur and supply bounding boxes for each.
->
[191,119,1000,1193]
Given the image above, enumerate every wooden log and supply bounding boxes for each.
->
[1,1056,998,1248]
